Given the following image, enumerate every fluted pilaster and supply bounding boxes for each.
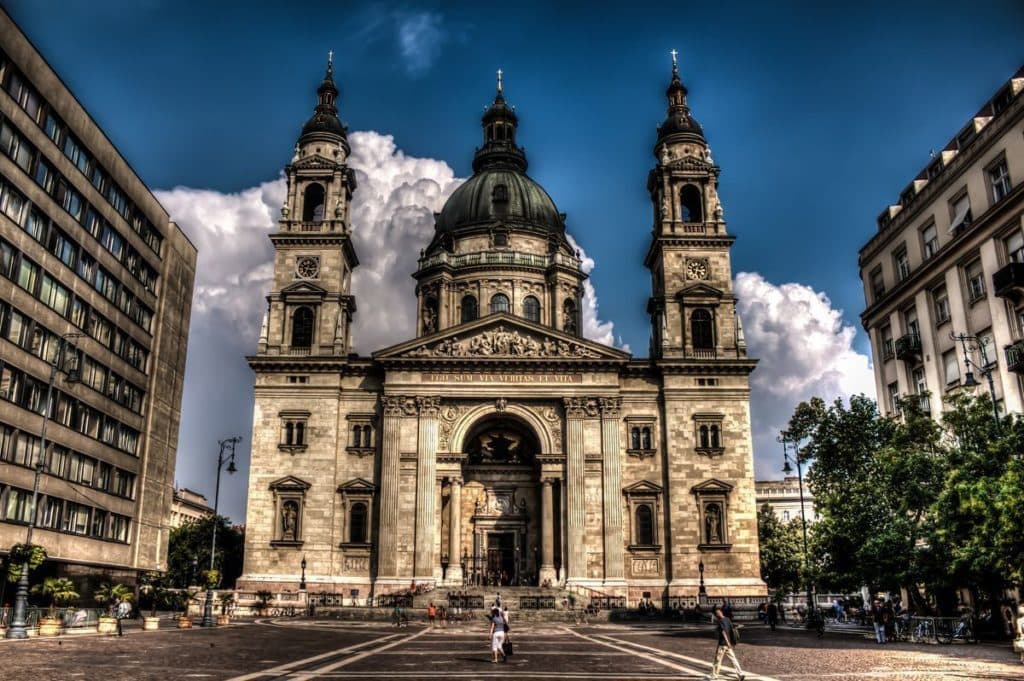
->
[448,477,463,583]
[378,395,413,578]
[600,397,626,584]
[414,396,441,578]
[539,478,556,585]
[564,397,594,582]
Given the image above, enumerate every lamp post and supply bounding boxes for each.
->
[780,431,816,628]
[190,556,198,587]
[951,332,1001,431]
[299,556,307,591]
[698,560,706,598]
[201,436,240,628]
[5,332,82,639]
[460,549,467,586]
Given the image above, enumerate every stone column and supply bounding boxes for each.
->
[447,477,463,583]
[377,395,409,579]
[539,478,556,586]
[600,397,626,587]
[564,397,590,583]
[414,396,440,579]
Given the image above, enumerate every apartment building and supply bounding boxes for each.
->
[170,488,214,529]
[859,66,1024,418]
[0,9,196,581]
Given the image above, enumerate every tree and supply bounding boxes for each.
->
[166,516,245,589]
[31,577,79,617]
[756,504,803,595]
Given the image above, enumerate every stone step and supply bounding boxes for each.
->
[310,606,607,624]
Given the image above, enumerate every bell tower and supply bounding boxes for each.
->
[644,51,745,361]
[258,53,359,357]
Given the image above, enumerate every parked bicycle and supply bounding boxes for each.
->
[937,615,977,645]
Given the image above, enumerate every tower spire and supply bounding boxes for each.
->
[655,49,703,149]
[474,70,527,173]
[497,68,503,94]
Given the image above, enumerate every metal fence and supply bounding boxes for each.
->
[518,596,556,610]
[0,606,107,630]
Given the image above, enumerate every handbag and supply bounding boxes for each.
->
[502,637,514,657]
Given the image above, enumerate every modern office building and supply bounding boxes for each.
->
[859,67,1024,418]
[170,488,214,529]
[0,9,196,583]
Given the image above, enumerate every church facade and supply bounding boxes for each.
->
[237,55,765,602]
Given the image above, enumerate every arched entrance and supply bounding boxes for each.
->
[457,415,543,586]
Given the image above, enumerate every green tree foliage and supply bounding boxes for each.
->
[756,504,803,595]
[31,577,79,616]
[166,515,244,589]
[785,392,1024,615]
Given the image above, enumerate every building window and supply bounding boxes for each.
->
[693,414,725,457]
[490,293,510,315]
[691,309,714,350]
[460,295,478,323]
[291,307,314,348]
[302,183,325,222]
[349,502,368,544]
[881,325,894,361]
[894,246,910,282]
[782,510,790,522]
[635,505,654,546]
[626,417,656,458]
[623,481,663,553]
[949,192,972,235]
[933,286,950,325]
[887,382,900,415]
[965,259,985,302]
[692,479,733,550]
[1006,229,1024,264]
[988,158,1012,204]
[279,411,310,453]
[562,299,578,335]
[911,366,929,412]
[870,267,885,301]
[680,184,703,223]
[921,222,938,260]
[944,350,960,387]
[522,296,540,323]
[904,306,920,339]
[338,478,375,548]
[346,414,376,456]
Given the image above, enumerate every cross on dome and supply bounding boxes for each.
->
[497,68,503,94]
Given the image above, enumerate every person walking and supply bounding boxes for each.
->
[871,601,886,644]
[488,606,507,663]
[427,602,437,629]
[710,605,745,680]
[767,601,779,632]
[115,597,131,637]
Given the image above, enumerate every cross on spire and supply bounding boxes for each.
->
[328,50,334,66]
[497,68,503,94]
[670,49,678,74]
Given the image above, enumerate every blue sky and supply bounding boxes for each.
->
[5,0,1022,522]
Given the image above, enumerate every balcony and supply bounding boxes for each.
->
[416,249,581,272]
[992,262,1024,301]
[893,333,921,361]
[1006,339,1024,374]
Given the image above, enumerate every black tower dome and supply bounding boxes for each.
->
[299,52,349,150]
[656,51,704,146]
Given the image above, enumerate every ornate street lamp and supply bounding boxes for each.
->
[201,436,240,628]
[6,332,82,640]
[460,548,468,582]
[780,431,816,629]
[951,332,1001,431]
[191,556,198,587]
[299,556,307,591]
[698,560,706,598]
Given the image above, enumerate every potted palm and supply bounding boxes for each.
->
[255,589,273,617]
[31,577,79,636]
[177,588,200,628]
[138,572,169,631]
[217,592,234,625]
[93,582,132,634]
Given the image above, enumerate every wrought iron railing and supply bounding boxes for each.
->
[417,250,581,271]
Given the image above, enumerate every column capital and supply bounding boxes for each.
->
[450,476,464,486]
[599,397,622,418]
[382,395,417,416]
[540,477,555,487]
[563,397,599,419]
[416,395,442,416]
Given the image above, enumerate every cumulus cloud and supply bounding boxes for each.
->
[567,234,630,352]
[160,130,624,519]
[735,271,876,480]
[396,11,447,76]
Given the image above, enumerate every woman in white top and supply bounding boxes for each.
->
[488,606,507,663]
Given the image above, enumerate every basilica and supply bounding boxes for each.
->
[237,54,765,603]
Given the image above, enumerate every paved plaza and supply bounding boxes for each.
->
[0,618,1022,681]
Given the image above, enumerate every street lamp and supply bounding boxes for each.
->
[191,556,198,587]
[780,431,816,629]
[201,436,240,628]
[5,332,82,639]
[951,332,1001,431]
[299,556,307,591]
[698,560,706,598]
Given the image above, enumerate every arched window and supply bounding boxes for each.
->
[350,502,368,544]
[635,505,653,545]
[461,295,478,323]
[563,299,578,335]
[492,184,508,202]
[522,296,540,323]
[641,427,652,450]
[691,309,714,350]
[352,424,361,447]
[291,307,314,348]
[631,427,641,450]
[490,293,510,314]
[680,184,703,223]
[710,425,720,449]
[783,510,790,522]
[295,422,305,445]
[285,422,294,445]
[302,184,326,222]
[699,425,710,448]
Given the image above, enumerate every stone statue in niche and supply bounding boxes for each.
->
[282,501,299,541]
[422,302,437,334]
[704,503,722,544]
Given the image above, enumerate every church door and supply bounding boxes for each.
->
[486,532,516,586]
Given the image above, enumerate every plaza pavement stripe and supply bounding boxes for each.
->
[563,627,706,678]
[226,632,404,681]
[286,627,429,680]
[281,674,696,679]
[589,632,782,681]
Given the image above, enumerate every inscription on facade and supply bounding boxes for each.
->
[632,558,659,575]
[424,373,583,384]
[344,556,369,571]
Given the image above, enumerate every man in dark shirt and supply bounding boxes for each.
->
[711,605,745,680]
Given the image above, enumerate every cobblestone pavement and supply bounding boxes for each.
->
[0,618,1021,680]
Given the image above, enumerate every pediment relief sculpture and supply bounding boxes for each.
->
[407,325,601,359]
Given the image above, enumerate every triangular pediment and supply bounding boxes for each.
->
[281,280,328,296]
[373,313,631,362]
[337,478,375,493]
[691,478,734,495]
[291,154,339,172]
[269,475,312,492]
[677,283,724,299]
[623,480,663,495]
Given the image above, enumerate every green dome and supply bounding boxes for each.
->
[435,167,564,235]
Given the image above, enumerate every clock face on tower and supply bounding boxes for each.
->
[296,256,320,279]
[686,259,708,280]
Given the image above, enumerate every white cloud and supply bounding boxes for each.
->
[396,11,446,76]
[734,271,876,480]
[567,234,630,352]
